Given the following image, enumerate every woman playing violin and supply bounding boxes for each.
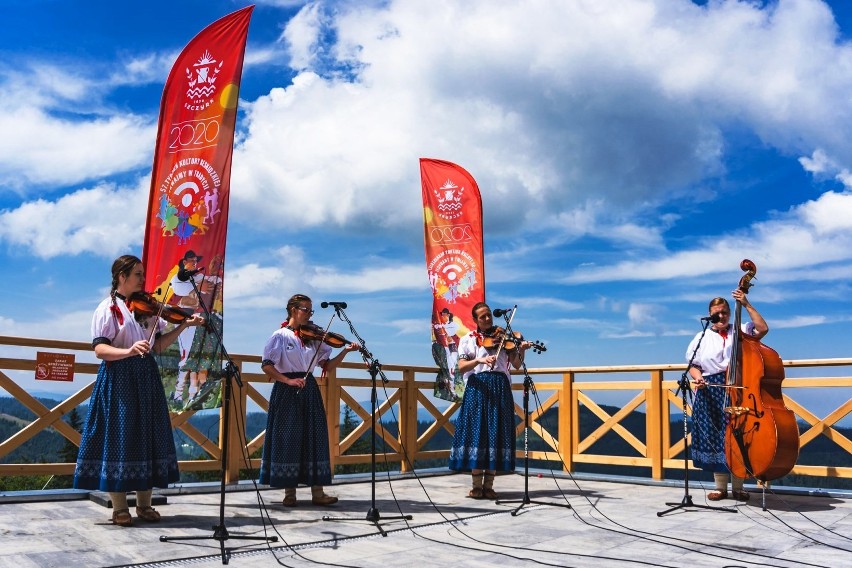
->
[685,289,768,502]
[448,302,532,499]
[74,255,204,527]
[259,294,359,506]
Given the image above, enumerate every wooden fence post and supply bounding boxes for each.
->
[560,371,575,472]
[224,361,246,483]
[647,369,664,480]
[400,369,418,472]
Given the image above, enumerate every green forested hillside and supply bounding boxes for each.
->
[1,397,849,490]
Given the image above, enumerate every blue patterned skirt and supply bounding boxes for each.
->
[690,372,731,473]
[448,371,516,472]
[259,376,331,487]
[74,355,179,491]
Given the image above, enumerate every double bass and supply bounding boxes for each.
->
[724,259,799,482]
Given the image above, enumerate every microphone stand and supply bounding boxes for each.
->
[657,318,736,517]
[494,313,571,515]
[321,304,412,536]
[159,272,276,564]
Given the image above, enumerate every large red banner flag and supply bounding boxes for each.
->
[142,6,253,410]
[420,158,485,402]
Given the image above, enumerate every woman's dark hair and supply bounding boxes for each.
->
[286,294,312,318]
[471,301,490,319]
[111,255,142,295]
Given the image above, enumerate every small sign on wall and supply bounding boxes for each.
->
[35,352,75,382]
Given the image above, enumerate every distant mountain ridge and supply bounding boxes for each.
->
[1,395,849,490]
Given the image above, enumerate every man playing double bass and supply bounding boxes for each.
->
[685,288,768,502]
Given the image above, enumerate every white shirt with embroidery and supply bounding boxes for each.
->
[685,322,756,376]
[458,331,511,381]
[263,327,332,375]
[91,296,165,349]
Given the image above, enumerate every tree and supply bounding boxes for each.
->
[51,408,83,489]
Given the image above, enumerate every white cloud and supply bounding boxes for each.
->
[627,303,659,329]
[0,60,156,192]
[386,317,428,336]
[222,246,425,308]
[222,0,852,245]
[224,246,310,308]
[0,107,154,190]
[5,0,852,282]
[563,190,852,284]
[0,309,92,342]
[310,262,426,292]
[283,2,324,71]
[772,315,829,329]
[0,179,149,258]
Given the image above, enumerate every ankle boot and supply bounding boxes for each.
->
[482,472,497,500]
[282,487,297,506]
[469,471,484,499]
[311,485,338,505]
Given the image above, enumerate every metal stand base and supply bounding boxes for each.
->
[658,494,736,517]
[323,359,412,536]
[657,369,737,517]
[497,375,572,516]
[160,368,277,564]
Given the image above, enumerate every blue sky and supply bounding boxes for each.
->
[2,0,852,404]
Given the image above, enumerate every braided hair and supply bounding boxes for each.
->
[110,255,141,298]
[107,255,142,326]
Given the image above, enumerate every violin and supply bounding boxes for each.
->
[127,291,196,325]
[299,321,369,355]
[477,326,546,354]
[724,259,799,482]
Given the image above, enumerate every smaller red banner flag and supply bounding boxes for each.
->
[420,158,486,402]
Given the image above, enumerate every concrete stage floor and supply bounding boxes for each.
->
[0,471,850,567]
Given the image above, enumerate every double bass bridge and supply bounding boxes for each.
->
[724,405,751,417]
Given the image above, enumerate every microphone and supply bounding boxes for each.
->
[493,307,513,318]
[701,313,722,323]
[177,266,203,282]
[321,301,348,309]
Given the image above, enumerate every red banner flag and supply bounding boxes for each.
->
[142,6,253,410]
[420,158,486,402]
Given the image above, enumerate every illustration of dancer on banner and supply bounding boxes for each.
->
[169,252,224,410]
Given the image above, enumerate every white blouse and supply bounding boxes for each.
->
[685,322,756,376]
[91,296,164,349]
[262,327,332,375]
[458,331,512,380]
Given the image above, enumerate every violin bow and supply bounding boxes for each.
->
[142,286,171,355]
[303,314,338,376]
[490,307,517,370]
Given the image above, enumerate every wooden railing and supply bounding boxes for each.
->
[1,335,850,486]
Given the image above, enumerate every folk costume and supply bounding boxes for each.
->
[448,330,516,475]
[686,320,756,500]
[259,326,334,493]
[74,294,180,492]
